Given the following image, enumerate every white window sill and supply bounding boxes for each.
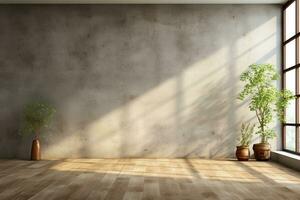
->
[272,151,300,160]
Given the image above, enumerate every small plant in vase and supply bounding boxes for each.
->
[20,101,55,160]
[239,64,294,161]
[236,123,255,161]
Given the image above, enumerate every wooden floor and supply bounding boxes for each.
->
[0,159,300,200]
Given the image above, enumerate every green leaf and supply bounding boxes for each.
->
[238,64,294,143]
[19,101,56,136]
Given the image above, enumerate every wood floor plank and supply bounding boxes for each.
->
[0,159,299,200]
[104,177,130,200]
[142,177,160,200]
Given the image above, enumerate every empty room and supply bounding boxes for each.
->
[1,0,300,199]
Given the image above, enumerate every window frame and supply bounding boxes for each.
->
[282,0,300,155]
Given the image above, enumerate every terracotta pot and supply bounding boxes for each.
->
[31,139,41,161]
[236,146,250,161]
[253,143,270,161]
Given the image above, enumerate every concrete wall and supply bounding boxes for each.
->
[0,5,281,159]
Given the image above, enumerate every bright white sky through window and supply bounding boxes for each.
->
[285,1,295,40]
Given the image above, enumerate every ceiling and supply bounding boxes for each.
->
[0,0,289,4]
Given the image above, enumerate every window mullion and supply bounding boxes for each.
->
[282,0,300,153]
[296,0,299,152]
[282,5,286,150]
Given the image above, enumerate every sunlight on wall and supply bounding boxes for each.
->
[42,9,280,159]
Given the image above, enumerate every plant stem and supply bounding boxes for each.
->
[35,130,39,140]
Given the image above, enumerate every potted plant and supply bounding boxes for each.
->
[20,101,55,161]
[236,123,255,161]
[238,64,294,161]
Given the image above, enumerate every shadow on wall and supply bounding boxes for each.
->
[0,5,281,158]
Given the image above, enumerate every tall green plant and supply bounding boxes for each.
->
[20,101,55,138]
[238,123,255,147]
[238,64,294,143]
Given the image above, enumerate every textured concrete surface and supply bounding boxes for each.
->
[0,5,281,159]
[271,151,300,171]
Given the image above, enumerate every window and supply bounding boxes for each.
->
[283,0,300,154]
